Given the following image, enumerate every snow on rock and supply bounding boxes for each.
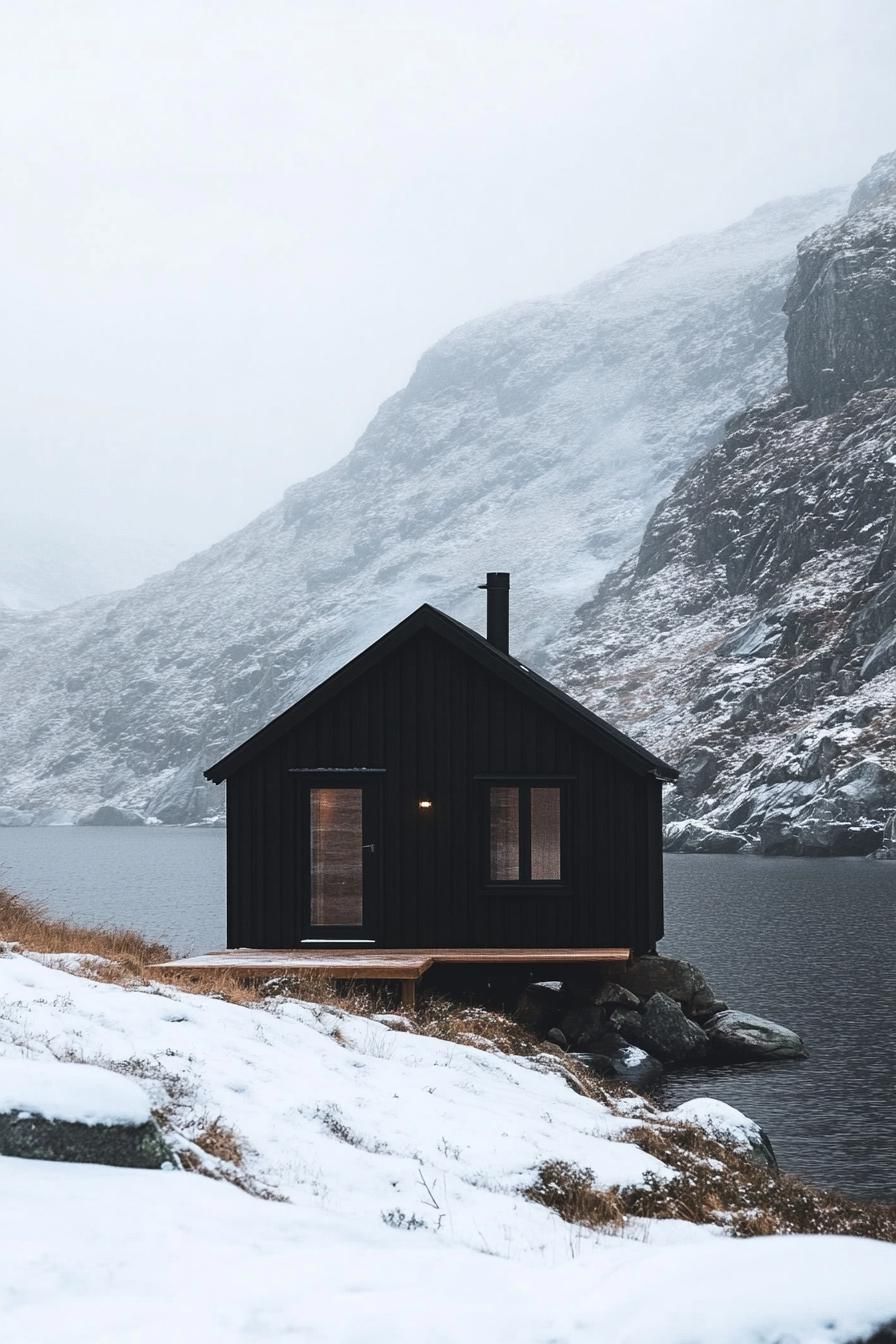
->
[553,151,896,854]
[670,1096,766,1149]
[0,1058,151,1126]
[0,186,849,824]
[669,1095,779,1169]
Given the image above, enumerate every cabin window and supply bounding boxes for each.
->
[487,784,565,884]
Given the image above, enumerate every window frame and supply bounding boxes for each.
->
[478,776,573,890]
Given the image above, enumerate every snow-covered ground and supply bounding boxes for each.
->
[1,950,895,1342]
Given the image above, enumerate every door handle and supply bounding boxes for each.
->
[362,843,376,853]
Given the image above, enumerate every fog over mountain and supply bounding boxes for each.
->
[0,515,186,613]
[0,184,847,825]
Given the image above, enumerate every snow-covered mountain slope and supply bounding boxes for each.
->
[2,950,896,1343]
[552,152,896,856]
[0,187,849,823]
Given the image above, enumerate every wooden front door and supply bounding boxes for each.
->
[301,775,381,943]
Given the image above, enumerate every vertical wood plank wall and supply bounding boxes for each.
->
[226,627,664,953]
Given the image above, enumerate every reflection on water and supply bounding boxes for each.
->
[0,831,893,1201]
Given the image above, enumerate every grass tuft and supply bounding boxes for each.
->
[526,1121,896,1241]
[524,1159,624,1229]
[0,886,168,970]
[192,1117,244,1167]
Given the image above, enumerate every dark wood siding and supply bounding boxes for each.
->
[225,626,664,953]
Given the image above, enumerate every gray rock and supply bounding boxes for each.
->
[749,1126,779,1171]
[610,954,719,1019]
[573,1026,628,1055]
[717,614,782,661]
[569,1050,613,1078]
[0,1112,175,1168]
[0,805,35,827]
[514,981,569,1032]
[544,1027,567,1049]
[868,810,896,860]
[608,1009,643,1038]
[619,992,709,1063]
[76,804,145,827]
[799,734,841,781]
[704,1009,806,1061]
[663,820,747,853]
[570,1046,663,1089]
[786,158,896,415]
[675,745,721,799]
[691,996,729,1024]
[594,981,640,1011]
[559,1003,607,1049]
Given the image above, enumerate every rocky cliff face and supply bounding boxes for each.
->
[554,152,896,855]
[0,187,847,825]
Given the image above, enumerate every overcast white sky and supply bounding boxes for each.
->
[2,0,895,572]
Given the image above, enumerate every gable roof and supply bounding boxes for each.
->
[204,604,678,784]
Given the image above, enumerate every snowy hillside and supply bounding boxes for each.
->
[553,152,896,855]
[0,186,848,823]
[1,949,895,1342]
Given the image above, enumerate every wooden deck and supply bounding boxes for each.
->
[153,947,631,1010]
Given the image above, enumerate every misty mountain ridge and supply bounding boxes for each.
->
[0,183,850,824]
[554,150,896,855]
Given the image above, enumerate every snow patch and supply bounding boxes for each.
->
[0,1058,151,1126]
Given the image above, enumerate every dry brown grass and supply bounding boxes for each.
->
[0,886,168,979]
[523,1121,896,1241]
[191,1116,245,1166]
[525,1159,625,1230]
[416,998,539,1054]
[177,1117,286,1201]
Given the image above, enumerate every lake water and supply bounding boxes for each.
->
[0,829,894,1204]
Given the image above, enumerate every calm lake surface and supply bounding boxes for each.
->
[0,829,894,1203]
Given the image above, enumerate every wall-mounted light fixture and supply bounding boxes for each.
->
[418,799,433,810]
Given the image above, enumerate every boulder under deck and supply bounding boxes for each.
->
[153,947,632,1011]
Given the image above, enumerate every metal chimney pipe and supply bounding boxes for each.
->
[478,572,510,653]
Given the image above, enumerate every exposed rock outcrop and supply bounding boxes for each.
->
[703,1010,807,1061]
[0,1060,175,1169]
[554,151,896,855]
[515,954,798,1080]
[613,991,709,1063]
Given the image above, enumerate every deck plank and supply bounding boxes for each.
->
[153,946,630,979]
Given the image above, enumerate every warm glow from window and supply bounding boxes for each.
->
[488,784,563,882]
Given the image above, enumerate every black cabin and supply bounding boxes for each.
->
[205,574,676,957]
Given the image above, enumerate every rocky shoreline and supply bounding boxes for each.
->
[515,953,805,1098]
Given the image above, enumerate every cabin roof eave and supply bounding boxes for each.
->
[204,604,678,784]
